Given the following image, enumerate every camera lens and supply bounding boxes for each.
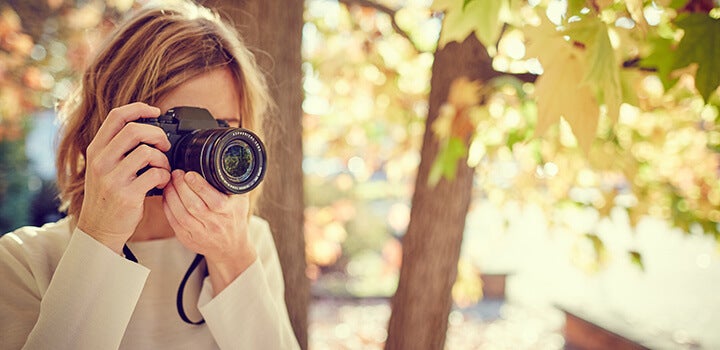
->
[221,140,254,182]
[173,128,266,194]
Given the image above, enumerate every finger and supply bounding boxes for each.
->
[121,143,171,172]
[163,179,205,232]
[129,167,171,194]
[183,171,229,212]
[90,123,171,175]
[91,102,161,151]
[121,144,171,190]
[162,187,184,234]
[109,122,171,157]
[162,186,197,245]
[170,170,209,217]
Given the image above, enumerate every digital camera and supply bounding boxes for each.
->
[137,106,266,196]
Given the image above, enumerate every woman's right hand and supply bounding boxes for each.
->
[76,102,172,254]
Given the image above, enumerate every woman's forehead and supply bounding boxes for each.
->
[157,68,242,122]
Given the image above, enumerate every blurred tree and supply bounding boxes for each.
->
[201,1,309,348]
[385,34,498,350]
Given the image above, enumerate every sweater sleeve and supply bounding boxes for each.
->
[0,228,149,350]
[197,219,300,350]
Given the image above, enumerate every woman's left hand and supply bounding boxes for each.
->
[162,169,257,294]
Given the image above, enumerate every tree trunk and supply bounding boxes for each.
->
[202,1,308,349]
[385,34,500,350]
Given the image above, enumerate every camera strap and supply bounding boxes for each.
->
[122,244,138,262]
[123,244,206,325]
[176,253,206,325]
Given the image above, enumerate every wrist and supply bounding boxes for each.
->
[76,222,127,255]
[206,244,257,295]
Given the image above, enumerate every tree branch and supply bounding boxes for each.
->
[336,0,420,52]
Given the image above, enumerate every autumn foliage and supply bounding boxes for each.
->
[430,0,720,244]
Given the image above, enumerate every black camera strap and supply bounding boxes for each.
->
[122,244,138,263]
[123,244,206,325]
[176,253,206,325]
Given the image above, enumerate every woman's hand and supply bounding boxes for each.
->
[162,169,257,294]
[77,102,172,254]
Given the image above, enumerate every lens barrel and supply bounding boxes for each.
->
[173,128,266,194]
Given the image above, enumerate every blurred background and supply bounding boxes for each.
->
[1,0,719,349]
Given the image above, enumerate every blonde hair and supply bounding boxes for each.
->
[56,1,270,219]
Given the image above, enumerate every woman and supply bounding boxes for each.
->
[0,2,300,349]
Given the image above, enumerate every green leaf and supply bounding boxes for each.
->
[641,36,679,90]
[620,69,641,107]
[669,0,690,9]
[567,0,590,17]
[672,14,720,102]
[506,128,529,149]
[428,136,468,186]
[462,0,476,10]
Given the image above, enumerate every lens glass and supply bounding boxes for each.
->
[221,141,254,182]
[174,127,265,194]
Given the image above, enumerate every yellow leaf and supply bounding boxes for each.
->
[433,77,482,141]
[451,259,482,307]
[436,0,475,48]
[523,16,567,63]
[450,77,482,139]
[534,48,599,153]
[435,0,508,49]
[448,77,482,109]
[566,18,622,122]
[432,104,456,139]
[470,0,509,49]
[526,17,600,153]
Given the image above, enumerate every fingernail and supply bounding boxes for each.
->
[186,172,198,184]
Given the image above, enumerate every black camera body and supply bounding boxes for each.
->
[137,106,266,196]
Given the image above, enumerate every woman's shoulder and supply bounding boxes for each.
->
[249,215,270,233]
[248,215,271,242]
[1,217,73,246]
[248,215,278,254]
[0,218,73,271]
